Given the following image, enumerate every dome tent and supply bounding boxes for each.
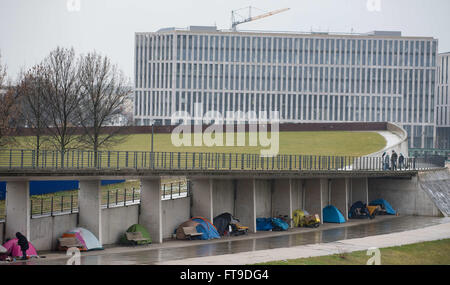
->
[323,205,346,223]
[119,224,152,245]
[59,227,103,251]
[191,217,220,240]
[176,217,220,240]
[2,239,38,258]
[369,199,396,215]
[349,201,374,219]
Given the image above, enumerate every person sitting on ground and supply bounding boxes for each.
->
[15,232,29,260]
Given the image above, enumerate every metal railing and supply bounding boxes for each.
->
[409,148,450,162]
[0,149,446,172]
[0,180,190,220]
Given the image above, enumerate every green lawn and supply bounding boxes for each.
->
[256,239,450,265]
[11,131,386,157]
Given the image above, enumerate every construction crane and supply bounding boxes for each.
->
[231,6,290,31]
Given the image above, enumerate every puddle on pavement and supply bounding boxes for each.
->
[21,216,450,265]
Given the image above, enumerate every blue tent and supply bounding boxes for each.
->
[323,205,346,223]
[191,217,220,240]
[369,199,396,215]
[256,218,273,231]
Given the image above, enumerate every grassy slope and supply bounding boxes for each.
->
[256,239,450,265]
[99,131,386,157]
[10,131,386,156]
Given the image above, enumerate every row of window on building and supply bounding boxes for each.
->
[137,61,436,95]
[136,33,437,66]
[134,91,435,125]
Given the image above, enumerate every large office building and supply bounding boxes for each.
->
[436,52,450,149]
[134,26,441,149]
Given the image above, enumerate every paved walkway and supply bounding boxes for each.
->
[377,131,403,151]
[156,222,450,265]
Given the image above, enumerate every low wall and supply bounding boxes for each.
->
[15,197,190,251]
[101,205,139,245]
[31,213,78,251]
[162,197,191,238]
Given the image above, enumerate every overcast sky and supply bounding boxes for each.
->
[1,0,449,82]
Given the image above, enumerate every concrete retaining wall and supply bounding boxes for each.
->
[102,205,139,245]
[235,179,256,232]
[212,179,235,218]
[417,169,450,216]
[162,197,191,238]
[304,179,323,222]
[255,179,272,218]
[368,177,442,217]
[290,179,304,211]
[30,213,78,251]
[350,178,368,204]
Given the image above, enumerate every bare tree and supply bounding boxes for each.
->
[16,65,50,163]
[0,53,19,147]
[77,52,132,166]
[41,47,82,166]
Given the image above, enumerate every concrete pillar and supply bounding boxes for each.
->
[78,180,102,244]
[139,178,162,243]
[235,179,256,233]
[5,181,30,240]
[272,179,292,226]
[330,178,349,220]
[304,179,323,224]
[191,179,213,222]
[350,177,369,205]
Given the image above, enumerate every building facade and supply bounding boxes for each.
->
[436,52,450,149]
[134,26,439,148]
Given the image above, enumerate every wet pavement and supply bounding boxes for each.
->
[9,215,450,265]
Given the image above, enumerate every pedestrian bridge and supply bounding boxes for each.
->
[0,149,445,180]
[0,149,447,250]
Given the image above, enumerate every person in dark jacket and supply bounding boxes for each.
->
[398,153,405,170]
[15,232,29,260]
[391,150,398,170]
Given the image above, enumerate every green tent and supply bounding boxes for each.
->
[119,224,152,245]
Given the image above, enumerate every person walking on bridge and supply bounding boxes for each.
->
[391,150,398,171]
[398,153,405,170]
[384,152,390,170]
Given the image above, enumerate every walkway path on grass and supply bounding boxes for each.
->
[157,219,450,265]
[377,131,403,151]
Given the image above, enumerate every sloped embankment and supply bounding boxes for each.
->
[418,168,450,217]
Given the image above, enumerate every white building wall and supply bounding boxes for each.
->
[134,28,439,148]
